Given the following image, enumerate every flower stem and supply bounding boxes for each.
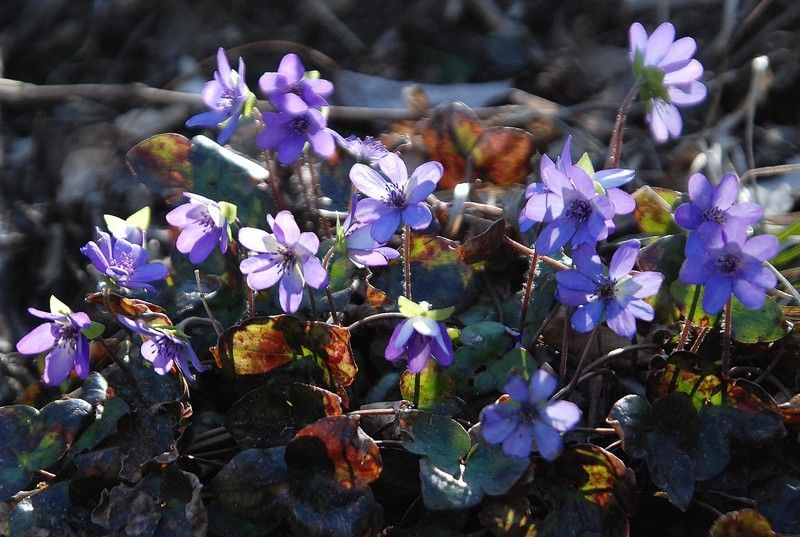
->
[518,252,539,336]
[605,84,639,169]
[345,312,407,331]
[304,151,332,238]
[307,285,318,320]
[676,284,702,351]
[246,288,255,318]
[194,270,222,337]
[264,151,284,211]
[503,236,570,270]
[413,370,421,408]
[559,310,570,383]
[721,298,733,382]
[403,225,412,300]
[325,286,340,326]
[294,161,316,221]
[554,327,598,400]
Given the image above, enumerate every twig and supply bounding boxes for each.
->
[740,163,800,185]
[745,55,770,205]
[300,0,367,54]
[0,76,580,123]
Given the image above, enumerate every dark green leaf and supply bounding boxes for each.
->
[91,467,207,537]
[0,399,92,500]
[211,447,289,523]
[398,410,470,475]
[369,234,481,312]
[730,296,789,343]
[126,133,273,225]
[225,382,342,448]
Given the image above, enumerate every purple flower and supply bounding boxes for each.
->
[350,153,443,243]
[629,22,707,143]
[673,173,763,232]
[166,193,237,264]
[556,241,664,338]
[339,195,399,267]
[117,316,208,381]
[385,297,454,373]
[256,108,335,165]
[259,53,333,114]
[480,371,581,460]
[679,224,778,314]
[527,161,616,255]
[520,136,636,235]
[186,48,252,145]
[81,228,169,292]
[16,297,97,386]
[333,133,390,164]
[238,210,329,313]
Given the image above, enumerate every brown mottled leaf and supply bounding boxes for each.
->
[285,415,382,489]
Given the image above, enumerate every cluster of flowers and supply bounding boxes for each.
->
[13,23,781,466]
[520,137,664,339]
[675,173,778,314]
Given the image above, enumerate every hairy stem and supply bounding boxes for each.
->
[722,298,733,382]
[264,151,284,211]
[304,151,332,238]
[605,84,640,169]
[403,225,412,300]
[518,252,539,335]
[676,284,702,351]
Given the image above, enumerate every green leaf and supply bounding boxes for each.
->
[419,458,481,510]
[398,295,426,318]
[225,382,342,448]
[211,447,289,523]
[48,295,71,316]
[0,399,93,500]
[126,133,273,226]
[369,234,481,312]
[776,218,800,241]
[669,281,718,325]
[399,361,462,415]
[285,416,382,489]
[576,153,594,177]
[80,321,105,340]
[771,243,800,269]
[730,295,789,343]
[534,445,635,537]
[502,258,559,349]
[398,409,470,475]
[710,509,776,537]
[462,441,529,496]
[639,234,687,323]
[632,186,682,235]
[608,393,698,511]
[92,467,206,537]
[749,475,800,533]
[213,316,357,404]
